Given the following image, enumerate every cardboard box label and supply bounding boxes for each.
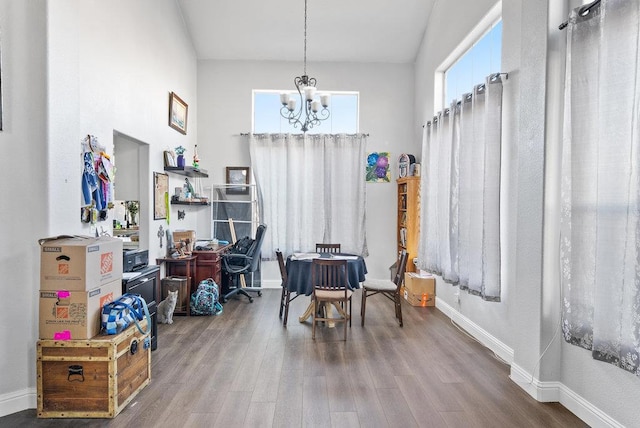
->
[58,263,70,275]
[99,291,115,308]
[55,306,70,319]
[100,252,114,275]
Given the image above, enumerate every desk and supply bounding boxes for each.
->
[156,255,197,316]
[286,253,367,322]
[192,245,230,287]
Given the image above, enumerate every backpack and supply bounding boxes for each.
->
[225,236,256,267]
[190,278,223,316]
[232,236,253,254]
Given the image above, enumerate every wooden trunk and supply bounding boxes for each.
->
[37,320,151,418]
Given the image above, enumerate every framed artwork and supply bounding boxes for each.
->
[168,92,188,134]
[154,172,169,220]
[366,152,391,183]
[226,167,250,195]
[163,150,176,167]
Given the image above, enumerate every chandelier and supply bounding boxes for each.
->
[279,0,330,133]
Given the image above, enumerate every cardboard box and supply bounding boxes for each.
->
[173,230,196,252]
[37,320,150,418]
[403,273,436,307]
[40,236,123,291]
[39,279,122,340]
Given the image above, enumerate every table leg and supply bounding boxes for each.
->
[299,299,314,323]
[298,299,339,328]
[331,302,349,319]
[326,304,336,328]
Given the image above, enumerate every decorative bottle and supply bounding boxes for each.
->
[193,144,200,168]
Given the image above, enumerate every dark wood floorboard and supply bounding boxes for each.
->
[3,289,588,427]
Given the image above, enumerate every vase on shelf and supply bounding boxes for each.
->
[177,154,185,168]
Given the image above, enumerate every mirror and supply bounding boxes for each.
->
[112,130,150,253]
[111,200,139,249]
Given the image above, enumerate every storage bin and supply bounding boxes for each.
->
[161,276,189,312]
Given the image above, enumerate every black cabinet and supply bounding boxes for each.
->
[122,265,160,351]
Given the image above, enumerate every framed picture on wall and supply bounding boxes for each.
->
[163,150,176,167]
[226,167,250,195]
[154,172,169,220]
[168,92,188,134]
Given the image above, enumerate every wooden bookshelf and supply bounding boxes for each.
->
[397,176,420,272]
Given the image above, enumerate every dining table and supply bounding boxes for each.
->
[286,252,367,323]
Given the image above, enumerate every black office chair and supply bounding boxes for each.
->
[221,224,267,303]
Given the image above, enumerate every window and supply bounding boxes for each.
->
[253,90,359,134]
[444,20,502,105]
[420,6,504,301]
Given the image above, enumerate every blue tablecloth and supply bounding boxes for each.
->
[286,253,367,296]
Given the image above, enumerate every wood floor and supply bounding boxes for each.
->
[5,289,587,427]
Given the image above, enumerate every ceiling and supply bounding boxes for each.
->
[176,0,436,63]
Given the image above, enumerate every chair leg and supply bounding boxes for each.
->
[344,301,348,340]
[283,290,291,327]
[396,293,403,327]
[349,297,352,327]
[223,287,254,303]
[279,286,286,318]
[361,290,366,326]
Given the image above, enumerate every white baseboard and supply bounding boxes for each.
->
[435,297,514,364]
[0,388,36,417]
[260,279,280,289]
[510,364,623,428]
[557,383,625,428]
[435,297,621,428]
[509,363,560,402]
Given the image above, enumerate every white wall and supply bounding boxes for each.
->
[0,0,198,415]
[0,0,48,415]
[415,0,640,426]
[197,60,417,281]
[47,0,200,250]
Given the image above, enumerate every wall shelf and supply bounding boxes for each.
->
[171,200,210,206]
[164,166,208,178]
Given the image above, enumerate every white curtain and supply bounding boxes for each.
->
[249,133,368,258]
[561,0,640,374]
[418,74,503,301]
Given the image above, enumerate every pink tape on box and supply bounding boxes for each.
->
[57,290,70,299]
[53,330,71,340]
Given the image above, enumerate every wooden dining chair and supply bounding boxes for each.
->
[361,250,409,327]
[276,250,298,326]
[315,243,341,253]
[311,258,351,340]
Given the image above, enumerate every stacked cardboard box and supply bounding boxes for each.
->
[38,236,123,339]
[173,230,196,252]
[403,272,436,307]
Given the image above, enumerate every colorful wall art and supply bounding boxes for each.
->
[366,152,391,183]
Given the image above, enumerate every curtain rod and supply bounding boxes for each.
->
[421,72,508,128]
[559,0,600,30]
[240,133,369,136]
